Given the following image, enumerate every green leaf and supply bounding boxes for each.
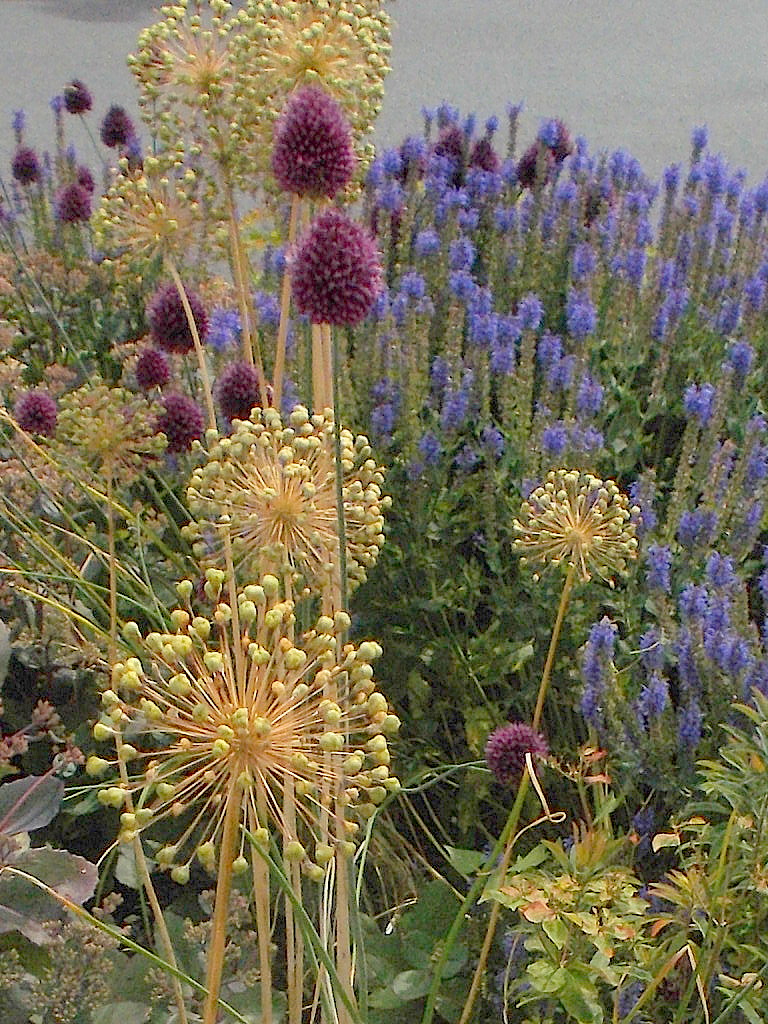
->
[0,776,64,837]
[541,916,569,949]
[444,846,486,875]
[558,970,603,1023]
[91,1004,150,1024]
[0,847,98,943]
[391,968,432,1001]
[0,620,10,690]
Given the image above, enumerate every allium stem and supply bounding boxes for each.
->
[113,735,189,1024]
[105,466,117,664]
[532,563,577,730]
[166,259,217,431]
[273,195,301,409]
[203,787,242,1024]
[427,565,577,1024]
[312,323,329,412]
[252,792,274,1024]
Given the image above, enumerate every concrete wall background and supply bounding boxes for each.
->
[1,0,767,182]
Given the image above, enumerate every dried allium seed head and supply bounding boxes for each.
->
[55,378,166,478]
[93,577,399,877]
[513,469,639,583]
[185,405,389,594]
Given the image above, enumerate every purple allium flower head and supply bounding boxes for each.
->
[147,282,208,354]
[725,340,753,382]
[135,348,170,391]
[100,104,135,148]
[678,700,703,751]
[216,361,262,422]
[291,208,381,326]
[271,86,355,198]
[485,722,548,785]
[76,165,95,193]
[683,382,716,426]
[63,79,93,115]
[156,393,204,453]
[208,307,242,351]
[516,142,554,190]
[14,390,57,436]
[11,146,40,185]
[645,543,673,592]
[469,136,500,174]
[54,183,92,223]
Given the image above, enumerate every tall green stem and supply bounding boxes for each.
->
[424,565,577,1024]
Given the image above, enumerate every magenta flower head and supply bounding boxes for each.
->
[216,360,262,422]
[63,79,93,115]
[147,283,209,355]
[485,722,548,785]
[100,104,135,148]
[54,183,92,223]
[14,390,58,437]
[469,137,500,174]
[272,85,356,200]
[11,146,41,185]
[135,348,171,391]
[291,208,381,326]
[77,165,95,193]
[155,393,204,452]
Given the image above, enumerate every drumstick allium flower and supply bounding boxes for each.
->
[271,85,356,199]
[291,208,381,326]
[513,469,639,583]
[185,405,388,593]
[88,573,400,880]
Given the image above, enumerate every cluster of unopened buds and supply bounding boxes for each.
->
[87,570,400,883]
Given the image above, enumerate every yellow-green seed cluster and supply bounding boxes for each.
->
[55,378,166,478]
[185,404,389,593]
[89,570,400,880]
[513,469,640,583]
[230,0,391,172]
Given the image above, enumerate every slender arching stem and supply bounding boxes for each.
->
[165,258,217,431]
[424,564,578,1024]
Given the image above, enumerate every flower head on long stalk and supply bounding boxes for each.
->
[513,469,639,584]
[232,0,391,170]
[185,405,388,594]
[88,572,399,881]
